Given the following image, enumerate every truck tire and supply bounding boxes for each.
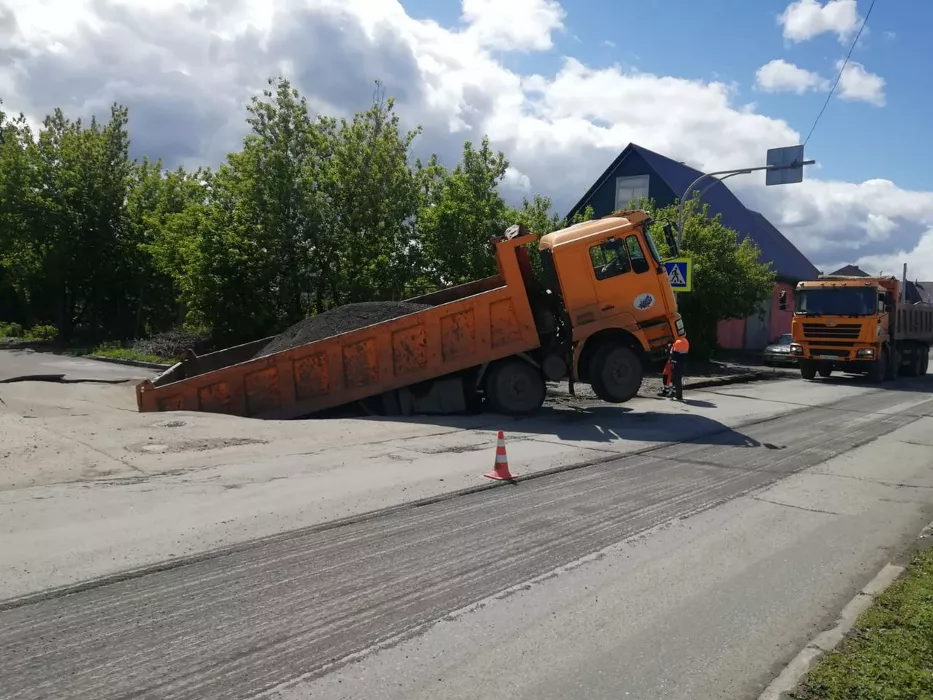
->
[484,358,546,416]
[589,344,643,403]
[885,348,898,381]
[799,360,816,380]
[904,351,922,378]
[818,367,832,378]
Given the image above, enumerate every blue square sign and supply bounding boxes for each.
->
[663,258,692,292]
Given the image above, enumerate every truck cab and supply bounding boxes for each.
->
[537,211,684,402]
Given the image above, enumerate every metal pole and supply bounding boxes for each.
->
[902,263,908,303]
[675,161,815,248]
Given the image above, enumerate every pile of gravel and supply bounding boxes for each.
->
[133,328,212,361]
[255,301,430,358]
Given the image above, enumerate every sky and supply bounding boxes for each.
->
[1,0,931,280]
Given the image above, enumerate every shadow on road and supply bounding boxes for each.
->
[358,402,761,449]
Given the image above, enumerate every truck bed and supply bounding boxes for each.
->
[896,303,933,342]
[136,233,541,419]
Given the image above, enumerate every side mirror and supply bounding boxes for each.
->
[779,289,787,311]
[662,222,680,258]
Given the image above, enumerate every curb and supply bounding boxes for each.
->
[85,355,172,371]
[686,370,788,390]
[756,521,933,700]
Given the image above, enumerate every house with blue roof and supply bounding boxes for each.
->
[566,143,820,350]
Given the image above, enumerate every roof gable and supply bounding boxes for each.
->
[567,143,819,280]
[829,265,870,277]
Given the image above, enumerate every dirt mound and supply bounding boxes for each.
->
[255,301,430,358]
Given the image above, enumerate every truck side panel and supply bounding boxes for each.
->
[136,236,541,419]
[896,305,933,343]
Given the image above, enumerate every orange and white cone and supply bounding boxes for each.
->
[484,430,517,481]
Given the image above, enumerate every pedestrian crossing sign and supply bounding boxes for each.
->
[664,258,692,292]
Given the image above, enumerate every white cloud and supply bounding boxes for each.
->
[843,229,933,281]
[836,60,886,106]
[754,59,829,94]
[778,0,862,44]
[460,0,565,52]
[0,0,926,276]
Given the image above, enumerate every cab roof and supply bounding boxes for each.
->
[539,210,649,251]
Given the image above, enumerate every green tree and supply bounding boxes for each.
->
[149,78,333,343]
[415,137,510,288]
[0,104,38,324]
[4,104,141,341]
[648,196,776,356]
[321,83,421,305]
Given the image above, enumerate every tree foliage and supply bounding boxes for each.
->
[0,80,775,354]
[647,196,777,355]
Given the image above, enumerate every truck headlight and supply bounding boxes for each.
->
[675,318,685,336]
[857,348,875,358]
[790,344,803,355]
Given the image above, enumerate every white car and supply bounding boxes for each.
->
[762,333,796,366]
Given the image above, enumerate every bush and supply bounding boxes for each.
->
[24,324,58,341]
[0,321,24,338]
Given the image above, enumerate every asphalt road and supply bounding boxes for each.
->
[2,382,933,700]
[0,349,147,382]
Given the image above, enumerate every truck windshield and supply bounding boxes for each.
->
[795,288,877,316]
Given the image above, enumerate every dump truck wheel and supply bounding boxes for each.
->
[799,361,816,380]
[818,367,832,378]
[485,359,546,416]
[589,344,643,403]
[885,349,898,380]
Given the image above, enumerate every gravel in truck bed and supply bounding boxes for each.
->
[255,301,430,358]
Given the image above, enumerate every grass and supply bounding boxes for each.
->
[793,546,933,699]
[67,345,174,365]
[91,346,174,364]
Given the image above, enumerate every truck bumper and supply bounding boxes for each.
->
[791,342,878,373]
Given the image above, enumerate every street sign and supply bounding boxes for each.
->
[766,145,805,186]
[664,258,692,292]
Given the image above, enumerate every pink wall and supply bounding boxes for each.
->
[716,318,745,349]
[770,281,795,340]
[714,282,797,349]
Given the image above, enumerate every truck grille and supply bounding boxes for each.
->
[801,322,861,340]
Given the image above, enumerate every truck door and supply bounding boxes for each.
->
[587,233,665,322]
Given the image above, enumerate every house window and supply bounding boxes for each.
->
[615,175,650,209]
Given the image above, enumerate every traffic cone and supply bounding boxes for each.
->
[484,430,517,481]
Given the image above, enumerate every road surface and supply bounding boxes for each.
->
[0,348,146,382]
[2,372,932,699]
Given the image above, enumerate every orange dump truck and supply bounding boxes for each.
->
[137,210,686,419]
[791,275,933,382]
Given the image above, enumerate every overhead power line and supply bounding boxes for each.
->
[803,0,877,147]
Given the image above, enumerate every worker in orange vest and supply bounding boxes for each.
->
[657,343,674,397]
[668,336,690,401]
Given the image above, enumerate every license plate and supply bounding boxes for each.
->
[818,355,836,360]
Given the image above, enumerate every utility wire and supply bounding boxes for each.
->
[803,0,876,147]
